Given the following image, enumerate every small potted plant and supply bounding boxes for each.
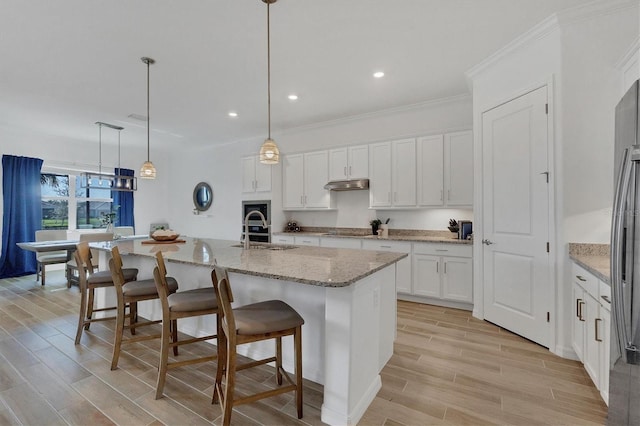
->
[370,219,382,235]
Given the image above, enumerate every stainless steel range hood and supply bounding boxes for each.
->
[324,179,369,191]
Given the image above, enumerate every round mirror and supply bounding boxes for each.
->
[193,182,213,212]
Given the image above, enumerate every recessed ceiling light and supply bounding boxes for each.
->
[228,112,238,118]
[373,71,385,78]
[288,94,298,101]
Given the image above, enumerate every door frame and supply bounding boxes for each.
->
[473,76,558,354]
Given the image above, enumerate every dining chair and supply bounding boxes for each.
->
[73,240,138,344]
[109,246,178,370]
[211,265,304,425]
[151,251,220,399]
[34,229,68,286]
[114,226,134,237]
[67,232,114,287]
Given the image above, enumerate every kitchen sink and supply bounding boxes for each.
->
[231,243,297,251]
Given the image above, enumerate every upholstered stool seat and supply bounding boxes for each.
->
[234,300,304,335]
[122,277,177,297]
[88,268,138,285]
[167,287,217,312]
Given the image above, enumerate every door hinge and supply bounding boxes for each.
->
[547,312,550,322]
[546,242,550,253]
[545,103,549,114]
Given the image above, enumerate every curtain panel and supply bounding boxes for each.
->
[0,155,43,278]
[112,168,135,229]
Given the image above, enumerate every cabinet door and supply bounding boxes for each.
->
[442,256,472,303]
[362,240,412,293]
[273,235,295,245]
[348,145,369,179]
[571,283,585,362]
[282,154,304,209]
[254,160,272,192]
[329,148,348,181]
[304,151,330,208]
[584,292,600,387]
[445,131,473,206]
[417,135,444,206]
[392,138,416,207]
[413,254,440,298]
[600,306,610,405]
[369,142,392,207]
[241,156,256,193]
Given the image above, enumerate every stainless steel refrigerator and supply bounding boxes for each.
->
[610,79,640,425]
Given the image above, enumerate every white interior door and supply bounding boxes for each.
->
[481,86,550,347]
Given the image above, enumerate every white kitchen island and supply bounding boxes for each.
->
[92,237,406,426]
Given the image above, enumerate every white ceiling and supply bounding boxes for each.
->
[0,0,589,150]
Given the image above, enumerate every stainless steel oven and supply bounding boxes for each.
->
[241,200,271,243]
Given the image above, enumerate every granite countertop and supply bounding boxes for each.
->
[273,228,472,245]
[91,237,407,288]
[568,243,610,284]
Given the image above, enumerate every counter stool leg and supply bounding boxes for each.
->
[295,326,303,418]
[276,337,283,385]
[111,299,126,370]
[85,288,95,330]
[75,287,88,344]
[172,319,178,356]
[130,301,137,335]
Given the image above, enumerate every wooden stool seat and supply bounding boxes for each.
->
[211,266,304,426]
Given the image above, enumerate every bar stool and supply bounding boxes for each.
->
[211,265,304,426]
[73,241,138,344]
[34,229,68,286]
[108,246,178,370]
[151,251,220,399]
[67,232,114,287]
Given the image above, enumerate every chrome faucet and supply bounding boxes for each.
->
[243,210,268,249]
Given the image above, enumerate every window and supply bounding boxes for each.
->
[41,173,113,230]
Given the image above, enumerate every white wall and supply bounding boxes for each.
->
[166,95,473,239]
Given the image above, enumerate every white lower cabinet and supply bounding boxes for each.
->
[294,236,320,246]
[272,235,295,245]
[570,262,611,405]
[320,237,362,249]
[413,243,472,304]
[361,240,412,294]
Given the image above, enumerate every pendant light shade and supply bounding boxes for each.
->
[259,0,280,165]
[140,56,157,179]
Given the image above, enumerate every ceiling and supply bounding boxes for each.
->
[0,0,589,150]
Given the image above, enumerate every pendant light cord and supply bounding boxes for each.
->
[98,123,102,175]
[146,59,151,162]
[267,2,271,140]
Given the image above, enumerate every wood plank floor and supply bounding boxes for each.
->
[0,271,607,425]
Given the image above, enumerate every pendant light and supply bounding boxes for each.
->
[80,122,137,191]
[259,0,280,165]
[140,56,157,179]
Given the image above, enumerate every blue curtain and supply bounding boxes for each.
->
[0,155,43,278]
[112,168,135,230]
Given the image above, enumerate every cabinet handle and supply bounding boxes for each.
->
[349,166,352,176]
[444,262,447,274]
[595,318,603,342]
[575,298,581,319]
[380,245,392,249]
[435,249,448,252]
[440,190,443,201]
[601,295,611,304]
[344,166,347,176]
[304,195,307,204]
[436,262,439,273]
[447,189,450,200]
[300,195,303,205]
[388,192,391,203]
[576,275,587,282]
[578,300,585,321]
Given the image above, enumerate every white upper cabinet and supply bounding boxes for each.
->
[283,151,332,210]
[329,145,369,181]
[445,131,473,206]
[242,155,272,193]
[417,135,444,206]
[370,139,416,208]
[417,131,473,207]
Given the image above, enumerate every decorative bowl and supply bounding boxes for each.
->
[151,230,180,241]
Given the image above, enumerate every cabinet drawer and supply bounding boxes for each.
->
[413,243,471,258]
[572,264,599,298]
[294,236,320,246]
[362,240,411,254]
[273,235,295,245]
[600,281,611,311]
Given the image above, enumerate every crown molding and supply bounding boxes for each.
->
[615,35,640,70]
[465,0,638,84]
